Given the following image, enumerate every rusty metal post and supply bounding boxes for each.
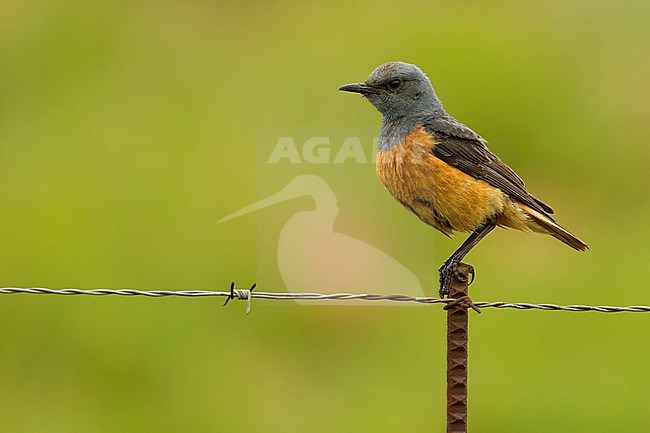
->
[445,263,473,433]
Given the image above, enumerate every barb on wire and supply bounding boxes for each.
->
[0,286,648,313]
[222,282,256,314]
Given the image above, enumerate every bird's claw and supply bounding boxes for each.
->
[438,260,475,297]
[438,259,458,297]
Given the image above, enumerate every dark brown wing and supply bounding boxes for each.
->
[424,115,555,217]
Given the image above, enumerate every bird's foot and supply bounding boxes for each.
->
[438,260,475,297]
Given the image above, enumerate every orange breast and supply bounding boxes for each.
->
[376,126,507,234]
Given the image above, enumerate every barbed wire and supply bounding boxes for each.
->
[0,286,648,313]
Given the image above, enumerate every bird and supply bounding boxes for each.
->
[339,61,588,297]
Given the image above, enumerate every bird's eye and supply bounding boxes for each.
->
[387,79,401,90]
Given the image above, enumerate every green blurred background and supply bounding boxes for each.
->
[1,1,649,432]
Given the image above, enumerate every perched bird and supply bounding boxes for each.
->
[339,62,588,296]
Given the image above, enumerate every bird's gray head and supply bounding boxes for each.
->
[339,62,443,119]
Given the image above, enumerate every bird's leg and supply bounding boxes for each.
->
[439,218,497,297]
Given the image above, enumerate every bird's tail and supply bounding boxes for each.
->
[519,204,589,252]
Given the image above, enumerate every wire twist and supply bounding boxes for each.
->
[222,282,256,314]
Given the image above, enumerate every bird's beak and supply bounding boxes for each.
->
[338,83,380,95]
